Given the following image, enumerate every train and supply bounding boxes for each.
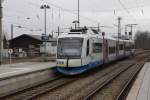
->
[56,27,134,75]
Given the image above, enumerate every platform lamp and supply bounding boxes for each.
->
[102,32,105,64]
[40,4,50,61]
[72,20,79,29]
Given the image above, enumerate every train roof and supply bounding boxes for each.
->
[58,28,134,43]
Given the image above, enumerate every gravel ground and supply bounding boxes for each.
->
[34,61,133,100]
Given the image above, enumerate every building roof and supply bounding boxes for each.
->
[11,34,57,42]
[29,34,42,41]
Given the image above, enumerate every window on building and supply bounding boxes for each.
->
[93,43,102,53]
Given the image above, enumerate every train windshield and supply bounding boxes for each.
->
[57,37,83,59]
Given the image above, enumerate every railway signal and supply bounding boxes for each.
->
[125,24,138,40]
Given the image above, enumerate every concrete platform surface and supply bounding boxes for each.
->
[126,63,150,100]
[0,62,56,79]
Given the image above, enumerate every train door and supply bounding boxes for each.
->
[85,39,92,65]
[124,42,126,55]
[116,41,119,58]
[104,39,109,63]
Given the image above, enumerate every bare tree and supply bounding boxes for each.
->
[135,31,150,50]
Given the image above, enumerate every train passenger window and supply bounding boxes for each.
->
[93,43,102,53]
[125,46,130,51]
[86,40,89,56]
[109,47,116,54]
[131,45,135,49]
[119,44,124,50]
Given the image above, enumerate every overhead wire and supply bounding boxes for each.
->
[117,0,137,22]
[5,0,149,33]
[42,0,101,24]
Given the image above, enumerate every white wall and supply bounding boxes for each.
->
[2,49,9,58]
[40,42,57,55]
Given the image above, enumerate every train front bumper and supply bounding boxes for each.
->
[56,59,82,67]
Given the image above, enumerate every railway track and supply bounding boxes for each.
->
[116,63,144,100]
[83,63,143,100]
[34,51,148,100]
[31,63,134,100]
[82,51,149,100]
[1,75,75,100]
[3,63,133,100]
[1,50,149,100]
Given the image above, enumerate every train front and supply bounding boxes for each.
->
[56,37,84,75]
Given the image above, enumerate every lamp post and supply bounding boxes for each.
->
[0,0,4,65]
[72,20,79,29]
[40,4,50,59]
[40,4,50,36]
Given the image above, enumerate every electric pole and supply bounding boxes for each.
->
[118,17,122,39]
[117,17,122,56]
[0,0,3,65]
[58,26,60,36]
[78,0,80,28]
[98,24,100,32]
[126,24,138,40]
[11,24,13,40]
[40,4,50,60]
[125,25,128,39]
[129,24,137,40]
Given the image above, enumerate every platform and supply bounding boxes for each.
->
[126,63,150,100]
[0,62,56,97]
[0,62,56,79]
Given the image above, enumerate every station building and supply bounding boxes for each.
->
[9,34,57,57]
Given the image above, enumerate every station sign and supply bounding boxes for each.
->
[8,49,13,54]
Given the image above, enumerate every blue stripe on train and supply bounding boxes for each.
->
[56,60,103,75]
[56,54,129,75]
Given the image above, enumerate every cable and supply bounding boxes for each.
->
[117,0,137,22]
[42,0,101,24]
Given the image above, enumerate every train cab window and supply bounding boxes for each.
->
[57,37,83,59]
[86,40,89,56]
[93,43,102,53]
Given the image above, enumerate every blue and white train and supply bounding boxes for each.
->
[56,28,134,75]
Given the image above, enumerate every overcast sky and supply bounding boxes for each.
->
[2,0,150,38]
